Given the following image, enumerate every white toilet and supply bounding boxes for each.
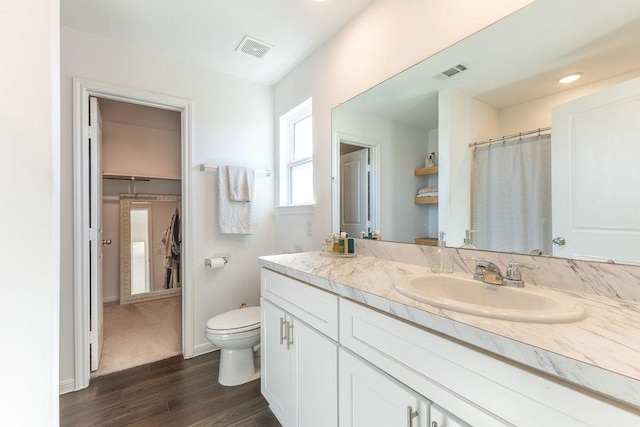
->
[205,306,261,386]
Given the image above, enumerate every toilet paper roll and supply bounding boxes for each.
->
[205,257,226,269]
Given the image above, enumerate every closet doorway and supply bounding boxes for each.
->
[96,98,182,377]
[72,79,194,390]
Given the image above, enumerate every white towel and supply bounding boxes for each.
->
[227,166,254,202]
[418,185,439,195]
[218,166,255,234]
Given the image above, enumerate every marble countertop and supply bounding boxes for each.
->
[259,251,640,409]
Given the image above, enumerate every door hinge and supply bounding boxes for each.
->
[89,331,96,345]
[89,228,97,241]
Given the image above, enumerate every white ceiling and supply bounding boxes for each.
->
[61,0,375,85]
[339,0,640,130]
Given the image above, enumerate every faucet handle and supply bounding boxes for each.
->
[503,261,539,287]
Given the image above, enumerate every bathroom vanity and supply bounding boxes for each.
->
[259,252,640,426]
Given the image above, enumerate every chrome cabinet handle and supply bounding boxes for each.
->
[432,422,438,427]
[406,406,418,427]
[279,318,287,345]
[286,321,294,350]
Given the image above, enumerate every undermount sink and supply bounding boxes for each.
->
[394,274,587,323]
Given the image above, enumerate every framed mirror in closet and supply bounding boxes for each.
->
[119,193,182,304]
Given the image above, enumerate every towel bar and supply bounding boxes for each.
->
[200,164,272,176]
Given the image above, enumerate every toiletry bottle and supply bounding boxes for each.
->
[431,231,454,273]
[460,230,476,249]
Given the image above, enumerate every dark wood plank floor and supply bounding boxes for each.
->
[60,352,281,427]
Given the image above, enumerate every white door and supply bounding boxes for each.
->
[552,76,640,263]
[340,148,369,237]
[261,298,292,425]
[339,348,430,427]
[89,96,104,371]
[291,317,338,427]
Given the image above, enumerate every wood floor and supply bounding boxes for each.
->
[60,352,281,427]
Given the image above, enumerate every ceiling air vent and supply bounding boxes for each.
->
[433,63,468,80]
[236,35,273,59]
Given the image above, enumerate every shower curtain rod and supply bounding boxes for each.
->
[468,126,551,148]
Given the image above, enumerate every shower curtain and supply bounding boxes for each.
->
[472,134,552,255]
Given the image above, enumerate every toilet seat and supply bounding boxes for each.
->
[206,306,260,334]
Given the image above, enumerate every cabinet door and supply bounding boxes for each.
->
[431,404,471,427]
[261,298,292,426]
[339,349,429,427]
[290,316,338,427]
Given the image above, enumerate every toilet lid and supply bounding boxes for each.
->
[206,306,260,333]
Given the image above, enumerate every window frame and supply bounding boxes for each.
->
[279,98,313,207]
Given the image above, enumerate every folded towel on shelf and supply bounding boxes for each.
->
[416,192,438,198]
[417,186,439,195]
[218,165,255,234]
[227,166,255,202]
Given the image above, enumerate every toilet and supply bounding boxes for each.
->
[205,306,261,386]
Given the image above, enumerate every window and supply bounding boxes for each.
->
[279,98,313,206]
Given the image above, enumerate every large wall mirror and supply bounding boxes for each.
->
[332,0,640,265]
[120,194,181,304]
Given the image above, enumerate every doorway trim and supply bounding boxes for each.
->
[72,78,194,390]
[331,131,380,234]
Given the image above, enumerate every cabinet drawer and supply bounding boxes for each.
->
[261,268,339,341]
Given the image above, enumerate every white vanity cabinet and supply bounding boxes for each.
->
[431,405,471,427]
[339,348,431,427]
[339,297,640,426]
[260,269,339,427]
[260,266,640,427]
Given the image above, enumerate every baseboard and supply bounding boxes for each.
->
[103,295,119,303]
[193,342,218,357]
[59,379,76,395]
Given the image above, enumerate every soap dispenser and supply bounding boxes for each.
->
[431,231,454,274]
[460,230,476,249]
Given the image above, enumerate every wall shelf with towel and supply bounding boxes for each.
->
[415,165,439,246]
[414,166,438,176]
[414,196,438,205]
[199,164,272,176]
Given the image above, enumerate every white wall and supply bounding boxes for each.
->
[272,0,534,253]
[0,0,60,424]
[499,70,640,135]
[60,27,276,387]
[102,120,181,179]
[439,89,499,247]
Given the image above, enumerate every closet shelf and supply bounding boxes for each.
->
[415,196,438,205]
[414,166,438,176]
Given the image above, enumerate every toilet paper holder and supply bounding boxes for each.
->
[204,257,228,268]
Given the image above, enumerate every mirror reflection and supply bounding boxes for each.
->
[332,0,640,265]
[120,194,181,304]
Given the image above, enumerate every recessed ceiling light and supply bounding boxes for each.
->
[559,72,583,84]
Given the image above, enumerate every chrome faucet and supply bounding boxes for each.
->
[473,259,530,287]
[473,258,504,285]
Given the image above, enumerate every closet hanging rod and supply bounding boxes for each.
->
[199,164,272,176]
[102,173,180,181]
[468,126,551,148]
